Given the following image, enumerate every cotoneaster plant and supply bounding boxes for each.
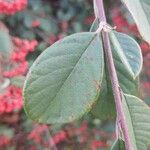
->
[23,0,150,149]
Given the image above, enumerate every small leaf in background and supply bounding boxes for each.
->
[23,32,104,124]
[22,30,35,40]
[39,18,58,34]
[0,23,13,57]
[123,94,150,150]
[24,13,33,28]
[111,138,125,150]
[37,42,48,52]
[10,76,26,88]
[0,126,14,139]
[57,6,75,21]
[121,0,150,44]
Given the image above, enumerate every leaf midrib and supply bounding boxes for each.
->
[35,33,98,121]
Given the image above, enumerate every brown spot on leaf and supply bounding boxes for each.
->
[90,100,97,109]
[93,80,101,91]
[69,115,74,122]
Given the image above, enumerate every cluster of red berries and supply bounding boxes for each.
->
[84,15,95,25]
[51,122,88,146]
[28,125,48,144]
[0,86,22,114]
[52,131,67,145]
[28,125,67,148]
[27,122,111,149]
[0,37,37,114]
[31,20,41,28]
[111,8,139,37]
[0,0,28,15]
[3,38,38,78]
[142,46,150,94]
[0,135,10,148]
[91,140,108,150]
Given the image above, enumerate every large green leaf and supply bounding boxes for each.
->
[123,94,150,150]
[91,31,140,120]
[121,0,150,44]
[23,32,104,124]
[111,138,125,150]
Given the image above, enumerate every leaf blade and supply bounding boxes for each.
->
[110,31,143,78]
[123,94,150,150]
[121,0,150,44]
[23,32,104,124]
[111,138,125,150]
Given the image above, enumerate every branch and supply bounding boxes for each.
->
[45,126,58,150]
[94,0,132,149]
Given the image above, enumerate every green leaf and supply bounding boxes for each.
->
[24,14,33,28]
[10,76,25,88]
[0,28,13,57]
[144,0,150,5]
[111,138,125,150]
[121,0,150,44]
[0,126,14,138]
[23,32,104,124]
[90,20,142,78]
[110,31,143,78]
[91,64,116,120]
[91,31,140,120]
[90,18,99,32]
[123,94,150,150]
[39,18,58,34]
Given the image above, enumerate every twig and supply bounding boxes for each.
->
[94,0,132,149]
[45,126,58,150]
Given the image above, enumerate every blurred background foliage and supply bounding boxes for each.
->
[0,0,150,150]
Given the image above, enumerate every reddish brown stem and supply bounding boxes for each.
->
[94,0,132,149]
